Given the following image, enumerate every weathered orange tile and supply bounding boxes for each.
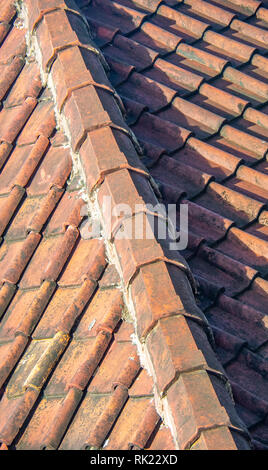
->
[191,427,237,450]
[204,30,255,63]
[64,83,126,152]
[256,7,268,23]
[0,288,37,339]
[51,45,101,111]
[223,66,268,102]
[44,336,97,396]
[0,145,34,193]
[6,338,51,397]
[199,83,248,116]
[166,370,230,449]
[0,232,41,286]
[231,19,268,49]
[184,0,235,26]
[0,0,17,23]
[105,397,156,450]
[156,5,209,39]
[45,190,84,236]
[0,97,37,144]
[97,168,157,236]
[23,332,69,392]
[74,287,123,339]
[0,389,38,446]
[0,141,12,170]
[0,25,26,65]
[88,341,139,394]
[5,196,45,241]
[27,145,72,196]
[27,187,64,233]
[98,264,121,290]
[83,385,129,449]
[16,281,56,338]
[146,316,208,395]
[0,57,24,101]
[129,402,160,449]
[7,333,69,399]
[148,425,176,450]
[222,125,268,158]
[59,393,112,450]
[5,61,42,108]
[131,261,189,340]
[42,387,83,450]
[42,225,79,281]
[79,126,143,193]
[129,368,154,397]
[56,279,97,334]
[0,395,24,442]
[0,137,49,195]
[16,98,56,146]
[16,395,66,450]
[0,282,16,320]
[58,238,106,286]
[35,8,89,72]
[0,335,29,388]
[67,330,112,391]
[32,285,82,339]
[19,235,64,289]
[0,186,25,236]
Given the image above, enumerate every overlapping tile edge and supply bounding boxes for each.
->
[0,0,253,450]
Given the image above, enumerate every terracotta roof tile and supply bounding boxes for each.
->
[0,0,16,23]
[0,137,49,194]
[4,61,42,108]
[0,233,41,286]
[16,98,56,146]
[1,0,267,451]
[83,0,147,35]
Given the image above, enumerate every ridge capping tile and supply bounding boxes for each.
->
[24,0,87,33]
[25,0,108,73]
[21,0,252,450]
